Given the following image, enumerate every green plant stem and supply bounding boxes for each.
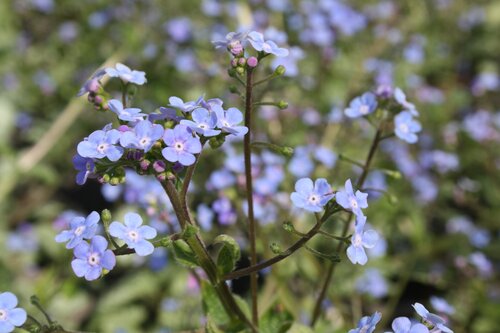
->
[244,67,259,328]
[310,126,383,327]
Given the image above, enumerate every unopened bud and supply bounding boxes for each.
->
[274,65,286,76]
[235,66,245,75]
[153,160,166,173]
[229,85,240,95]
[247,56,258,68]
[231,58,238,68]
[140,159,151,171]
[277,100,288,110]
[156,172,167,182]
[88,79,100,93]
[209,136,225,149]
[270,242,281,254]
[101,209,112,224]
[94,95,103,104]
[109,177,120,185]
[238,57,246,66]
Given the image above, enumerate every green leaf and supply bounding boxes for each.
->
[172,240,199,268]
[206,316,225,333]
[214,234,241,275]
[260,304,294,333]
[201,281,230,325]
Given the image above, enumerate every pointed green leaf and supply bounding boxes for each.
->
[172,240,199,268]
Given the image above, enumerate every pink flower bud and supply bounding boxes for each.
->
[247,56,258,68]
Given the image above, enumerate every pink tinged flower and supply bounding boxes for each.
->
[55,211,99,249]
[71,236,116,281]
[108,212,157,256]
[346,216,378,265]
[0,292,27,333]
[162,125,202,166]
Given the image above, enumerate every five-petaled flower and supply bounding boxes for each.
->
[348,311,382,333]
[247,31,289,57]
[71,235,116,281]
[77,127,124,162]
[390,316,430,333]
[413,303,454,333]
[346,215,379,265]
[109,212,157,256]
[345,92,378,118]
[335,179,368,217]
[290,178,334,212]
[168,96,198,113]
[120,120,164,152]
[108,99,146,122]
[180,108,221,137]
[394,111,422,144]
[55,211,99,249]
[0,292,27,333]
[162,124,202,166]
[105,63,146,85]
[213,106,248,136]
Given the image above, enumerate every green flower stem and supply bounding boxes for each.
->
[244,67,259,328]
[310,126,384,327]
[30,296,54,325]
[338,154,365,169]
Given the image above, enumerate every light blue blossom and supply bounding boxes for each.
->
[77,128,124,162]
[180,108,221,137]
[109,213,157,256]
[0,292,27,333]
[71,236,116,281]
[55,211,99,249]
[390,317,429,333]
[290,178,334,212]
[346,215,378,265]
[162,125,202,166]
[345,92,378,118]
[120,120,164,152]
[108,99,146,122]
[168,96,198,113]
[413,303,453,333]
[430,297,455,316]
[247,31,289,57]
[348,312,381,333]
[335,179,368,217]
[213,106,248,136]
[394,87,418,115]
[105,63,146,85]
[394,111,422,144]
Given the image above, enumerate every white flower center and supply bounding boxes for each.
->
[198,123,207,129]
[350,197,358,209]
[88,253,100,266]
[353,234,363,246]
[399,123,409,133]
[262,42,272,52]
[223,121,230,127]
[174,142,184,151]
[128,230,139,242]
[74,226,85,236]
[0,309,7,321]
[140,138,150,147]
[97,143,108,153]
[308,194,319,204]
[359,104,370,115]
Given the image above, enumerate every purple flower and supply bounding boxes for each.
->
[247,31,289,57]
[77,68,105,96]
[345,92,378,118]
[109,213,157,256]
[413,303,453,333]
[335,179,368,217]
[213,106,248,136]
[71,235,116,281]
[72,153,95,185]
[348,312,381,333]
[168,96,198,113]
[290,178,334,212]
[55,211,99,249]
[346,215,378,265]
[390,317,429,333]
[395,111,422,144]
[105,63,146,85]
[180,108,221,137]
[120,120,164,152]
[162,125,202,166]
[108,99,146,122]
[77,128,124,162]
[0,292,27,333]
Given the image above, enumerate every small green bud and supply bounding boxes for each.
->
[280,146,294,157]
[183,225,199,239]
[109,177,120,185]
[209,136,226,149]
[101,174,110,183]
[270,242,281,254]
[235,66,245,75]
[274,65,286,76]
[159,237,173,248]
[229,85,240,95]
[277,100,288,110]
[101,209,112,224]
[163,120,175,129]
[283,221,294,233]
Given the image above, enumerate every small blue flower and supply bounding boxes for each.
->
[346,215,378,265]
[105,63,146,85]
[430,296,455,315]
[335,179,368,217]
[55,211,99,249]
[0,292,27,333]
[247,31,289,57]
[120,120,164,152]
[413,303,453,333]
[348,312,382,333]
[109,212,157,256]
[390,317,429,333]
[77,128,124,162]
[345,92,378,118]
[394,87,418,116]
[394,111,422,144]
[290,178,334,212]
[213,106,248,136]
[162,125,202,166]
[180,108,221,137]
[72,153,95,185]
[108,99,146,122]
[71,235,116,281]
[168,96,198,113]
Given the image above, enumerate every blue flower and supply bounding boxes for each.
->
[0,292,27,333]
[413,303,453,333]
[348,312,382,333]
[109,212,157,256]
[105,63,146,85]
[55,211,99,249]
[108,99,146,122]
[290,178,334,212]
[247,31,289,57]
[120,120,164,152]
[346,215,378,265]
[345,92,378,118]
[213,106,248,136]
[335,179,368,217]
[168,96,198,113]
[180,108,221,137]
[77,128,124,162]
[430,297,455,316]
[390,317,429,333]
[72,153,95,185]
[394,87,418,115]
[71,235,116,281]
[394,111,422,144]
[162,125,202,166]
